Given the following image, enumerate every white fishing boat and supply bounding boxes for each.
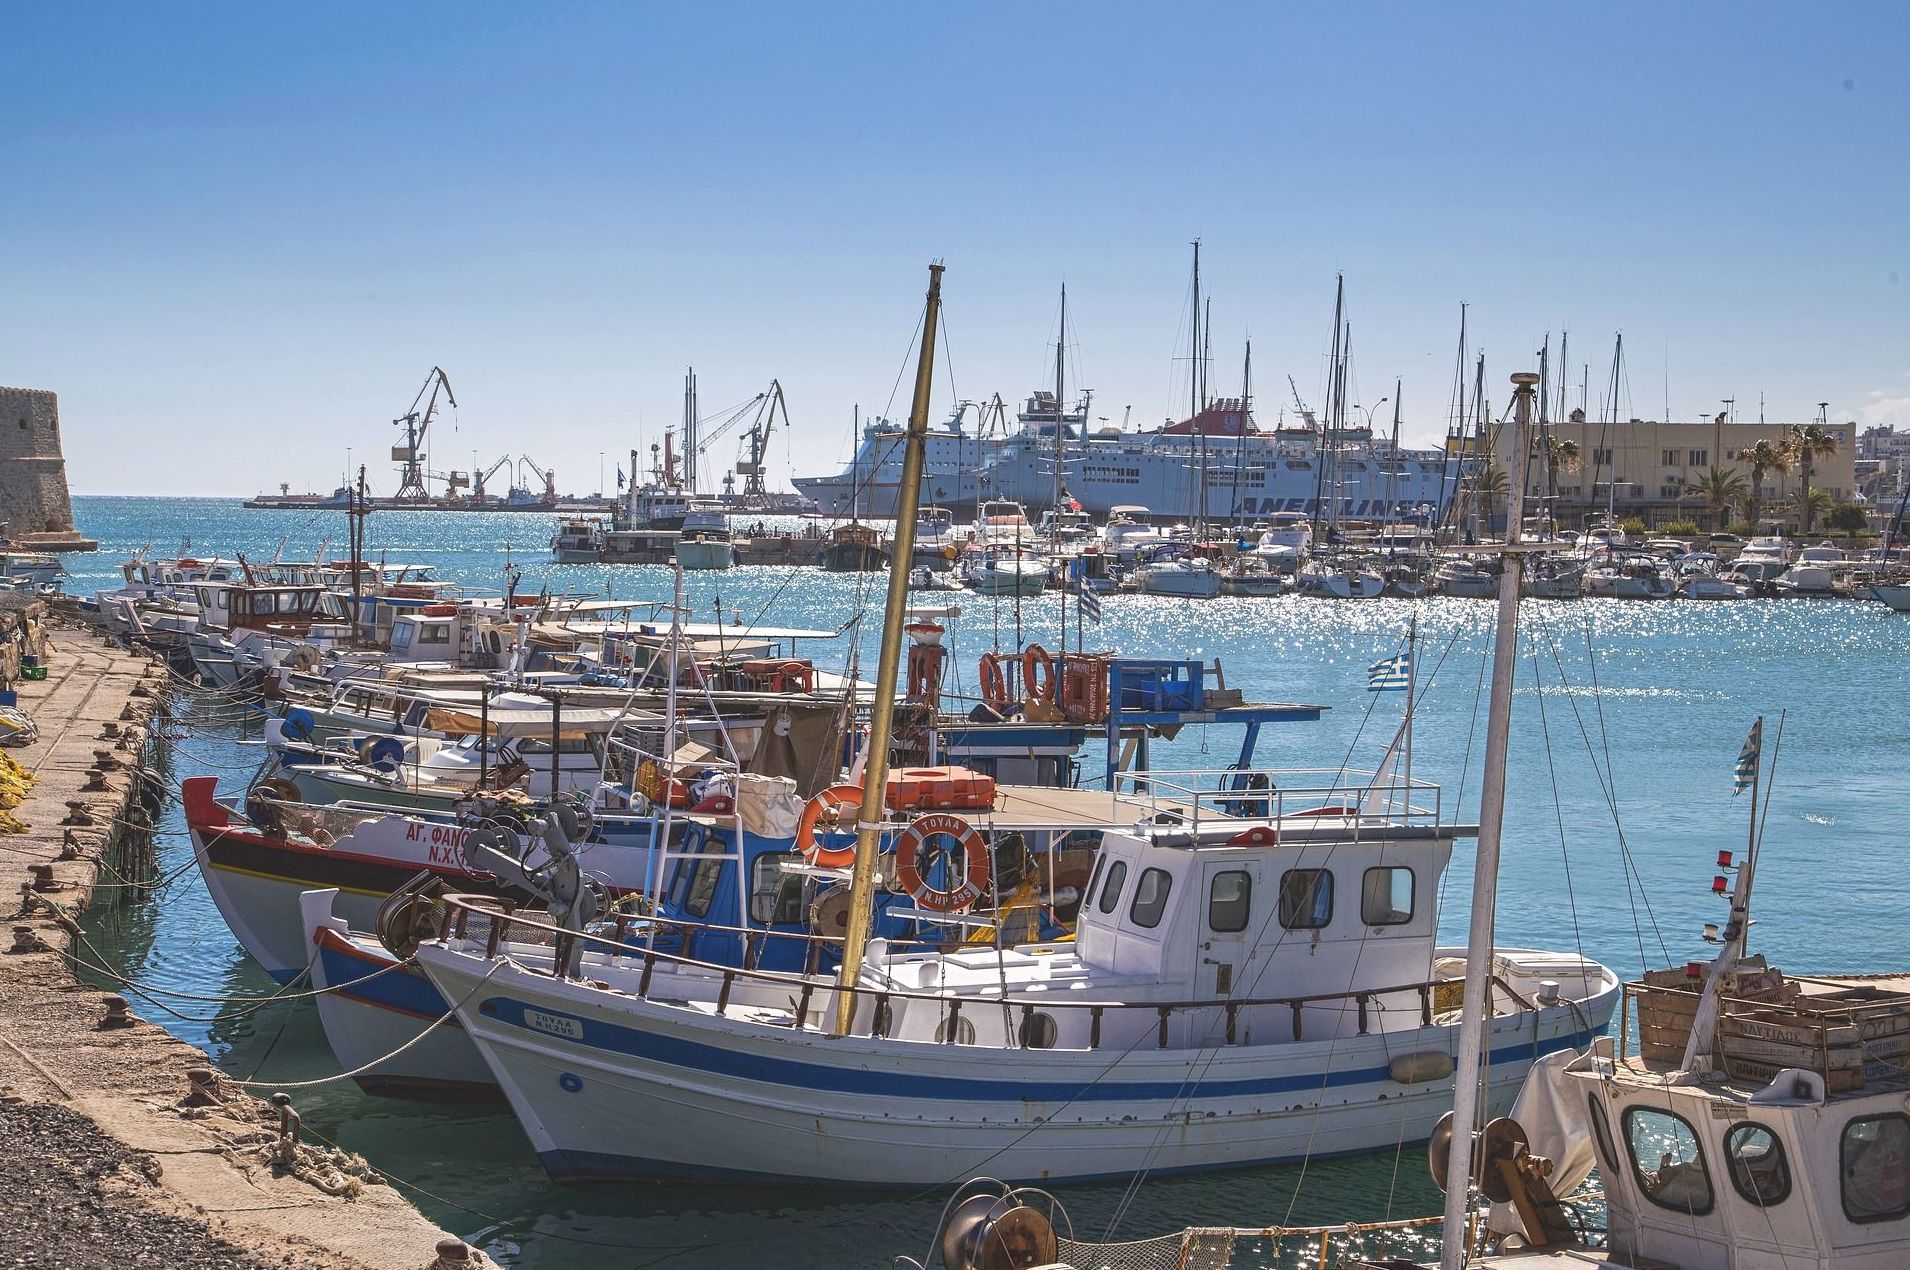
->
[910,505,961,571]
[960,543,1049,597]
[674,501,734,570]
[415,296,1618,1189]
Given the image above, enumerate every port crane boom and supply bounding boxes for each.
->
[518,455,557,505]
[393,367,456,501]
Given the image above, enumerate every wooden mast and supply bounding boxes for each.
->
[831,262,945,1035]
[1438,370,1538,1269]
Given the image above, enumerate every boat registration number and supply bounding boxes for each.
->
[523,1009,584,1041]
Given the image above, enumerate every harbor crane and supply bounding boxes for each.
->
[517,455,557,504]
[473,454,513,502]
[684,379,795,498]
[392,366,456,501]
[1286,376,1318,431]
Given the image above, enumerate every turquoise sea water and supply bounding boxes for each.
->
[65,496,1910,1268]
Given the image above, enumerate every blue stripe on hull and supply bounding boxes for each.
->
[480,994,1593,1104]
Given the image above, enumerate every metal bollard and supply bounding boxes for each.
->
[62,801,95,826]
[98,995,136,1029]
[10,926,50,954]
[28,865,59,893]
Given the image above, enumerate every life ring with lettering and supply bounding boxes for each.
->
[978,653,1010,709]
[1021,644,1055,702]
[796,784,865,868]
[894,813,990,914]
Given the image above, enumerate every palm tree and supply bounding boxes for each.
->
[1733,439,1791,527]
[1682,467,1748,532]
[1473,464,1511,533]
[1541,437,1582,504]
[1786,424,1838,534]
[1804,487,1834,532]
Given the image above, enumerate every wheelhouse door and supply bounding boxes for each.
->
[1197,860,1259,1000]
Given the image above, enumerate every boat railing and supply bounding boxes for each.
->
[429,892,1539,1051]
[1110,767,1444,834]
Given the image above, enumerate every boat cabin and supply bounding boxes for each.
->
[192,581,341,635]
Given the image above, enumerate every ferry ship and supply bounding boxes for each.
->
[790,405,997,517]
[979,395,1462,522]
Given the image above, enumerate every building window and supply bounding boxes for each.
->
[1624,1106,1714,1215]
[1593,448,1613,467]
[1841,1114,1910,1223]
[1661,449,1680,466]
[1128,867,1172,929]
[1690,450,1709,467]
[1725,1122,1792,1208]
[1207,870,1251,933]
[1660,485,1684,499]
[1278,869,1333,929]
[1361,867,1414,925]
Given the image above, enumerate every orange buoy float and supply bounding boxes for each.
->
[978,652,1010,708]
[894,812,990,914]
[796,784,865,868]
[1021,643,1055,702]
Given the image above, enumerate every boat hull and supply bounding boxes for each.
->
[417,946,1618,1187]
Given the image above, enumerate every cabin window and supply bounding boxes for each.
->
[390,625,414,651]
[418,623,451,644]
[1018,1011,1058,1049]
[1128,868,1172,929]
[748,853,803,926]
[668,856,724,919]
[1725,1122,1791,1208]
[1207,870,1251,933]
[1361,867,1414,926]
[1840,1114,1910,1223]
[1624,1107,1714,1215]
[1587,1096,1619,1174]
[1082,854,1108,912]
[1096,860,1129,915]
[1278,869,1334,929]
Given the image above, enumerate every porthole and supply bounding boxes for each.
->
[1019,1011,1058,1050]
[934,1013,977,1045]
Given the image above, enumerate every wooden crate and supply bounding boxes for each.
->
[1715,986,1910,1092]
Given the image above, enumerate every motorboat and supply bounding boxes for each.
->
[1672,552,1749,599]
[674,501,734,571]
[1583,551,1676,599]
[1383,554,1436,598]
[1100,506,1168,562]
[1218,555,1288,597]
[910,505,961,572]
[549,518,600,564]
[1295,555,1385,598]
[1131,549,1222,598]
[960,543,1049,597]
[1524,554,1584,600]
[1432,556,1499,599]
[1246,512,1314,573]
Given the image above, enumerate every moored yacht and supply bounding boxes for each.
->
[673,501,734,570]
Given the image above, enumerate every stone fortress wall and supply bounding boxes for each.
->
[0,386,96,551]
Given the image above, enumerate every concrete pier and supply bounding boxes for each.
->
[0,617,481,1268]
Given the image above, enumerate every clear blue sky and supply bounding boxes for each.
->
[5,3,1907,495]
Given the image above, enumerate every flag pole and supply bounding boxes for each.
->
[1679,713,1771,1078]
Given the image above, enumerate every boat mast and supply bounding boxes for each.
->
[1230,339,1251,528]
[1315,276,1344,523]
[1055,284,1068,644]
[1190,240,1204,532]
[832,262,945,1035]
[1438,370,1538,1269]
[1679,714,1771,1074]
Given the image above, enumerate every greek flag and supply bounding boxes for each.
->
[1078,577,1102,624]
[1733,721,1761,795]
[1368,652,1411,692]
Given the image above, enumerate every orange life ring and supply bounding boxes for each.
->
[774,660,814,693]
[1227,826,1280,846]
[796,784,865,868]
[894,813,990,914]
[1022,643,1055,702]
[979,653,1010,708]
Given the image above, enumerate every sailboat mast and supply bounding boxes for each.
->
[1231,339,1251,527]
[1053,284,1067,518]
[832,263,945,1035]
[1438,370,1539,1269]
[1190,240,1204,529]
[1315,276,1344,521]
